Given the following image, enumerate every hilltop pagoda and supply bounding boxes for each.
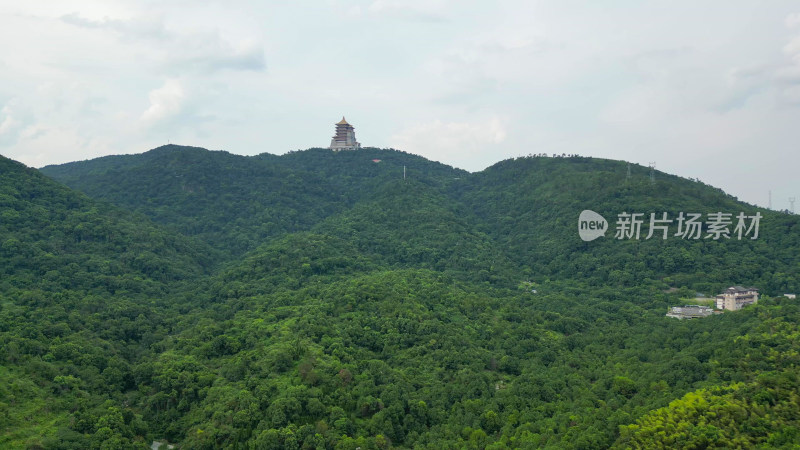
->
[329,116,361,151]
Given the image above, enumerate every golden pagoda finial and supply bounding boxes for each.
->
[337,116,349,125]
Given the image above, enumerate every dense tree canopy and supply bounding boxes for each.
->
[0,147,797,448]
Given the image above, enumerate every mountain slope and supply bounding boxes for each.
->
[124,259,800,449]
[312,179,517,286]
[18,147,800,448]
[40,145,466,258]
[451,155,800,294]
[1,155,214,290]
[42,147,800,295]
[0,155,216,448]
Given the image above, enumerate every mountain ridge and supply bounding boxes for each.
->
[39,145,800,295]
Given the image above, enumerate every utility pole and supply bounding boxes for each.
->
[768,190,772,210]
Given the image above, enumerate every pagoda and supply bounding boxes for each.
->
[329,116,361,151]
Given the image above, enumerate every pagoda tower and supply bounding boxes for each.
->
[329,116,361,151]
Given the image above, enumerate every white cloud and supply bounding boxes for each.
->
[0,101,33,146]
[141,79,185,125]
[60,12,169,41]
[784,36,800,61]
[786,13,800,28]
[164,34,265,74]
[776,33,800,104]
[7,125,114,168]
[389,118,506,170]
[0,106,22,144]
[60,12,265,74]
[368,0,448,21]
[781,85,800,104]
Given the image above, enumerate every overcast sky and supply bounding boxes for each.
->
[1,1,799,209]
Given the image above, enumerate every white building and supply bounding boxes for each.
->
[715,286,759,311]
[666,305,714,319]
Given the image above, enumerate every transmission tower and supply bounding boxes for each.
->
[648,162,656,184]
[790,197,796,214]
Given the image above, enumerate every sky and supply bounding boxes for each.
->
[1,1,799,209]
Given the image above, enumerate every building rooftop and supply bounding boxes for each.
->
[336,117,350,125]
[666,305,715,319]
[725,286,758,293]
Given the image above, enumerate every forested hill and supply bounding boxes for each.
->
[42,145,800,294]
[40,145,466,258]
[0,155,215,290]
[0,155,216,447]
[451,156,800,294]
[1,146,797,448]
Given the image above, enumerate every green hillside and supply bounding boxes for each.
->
[1,147,797,448]
[452,156,800,294]
[41,145,465,259]
[0,155,216,448]
[42,147,800,295]
[312,179,516,286]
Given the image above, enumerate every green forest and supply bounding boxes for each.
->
[1,145,798,448]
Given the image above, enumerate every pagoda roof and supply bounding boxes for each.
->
[336,116,350,125]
